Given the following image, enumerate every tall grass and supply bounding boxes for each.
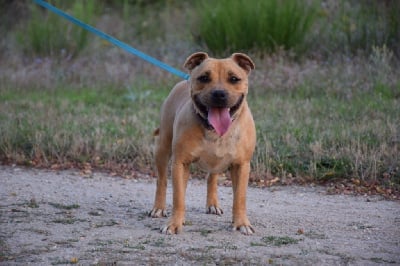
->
[16,1,98,57]
[0,1,399,193]
[194,0,319,54]
[318,0,400,56]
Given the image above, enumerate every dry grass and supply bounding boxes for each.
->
[0,2,399,193]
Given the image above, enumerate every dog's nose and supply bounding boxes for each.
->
[211,89,227,102]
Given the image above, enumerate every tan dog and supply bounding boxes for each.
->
[149,52,256,235]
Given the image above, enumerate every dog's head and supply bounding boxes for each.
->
[184,52,255,136]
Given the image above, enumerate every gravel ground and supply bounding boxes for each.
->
[0,165,399,265]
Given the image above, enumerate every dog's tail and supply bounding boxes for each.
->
[153,128,160,136]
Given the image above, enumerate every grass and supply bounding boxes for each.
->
[321,0,400,56]
[194,0,319,54]
[249,49,400,190]
[1,62,397,190]
[16,1,98,57]
[48,203,80,210]
[251,236,300,247]
[52,218,84,225]
[0,1,399,194]
[252,86,399,183]
[0,83,169,172]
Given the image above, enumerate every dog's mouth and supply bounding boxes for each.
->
[193,94,244,136]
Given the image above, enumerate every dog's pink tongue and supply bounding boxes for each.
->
[208,108,232,136]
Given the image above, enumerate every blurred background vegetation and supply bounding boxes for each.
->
[2,0,399,57]
[0,0,399,196]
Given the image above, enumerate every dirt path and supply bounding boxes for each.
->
[1,165,399,265]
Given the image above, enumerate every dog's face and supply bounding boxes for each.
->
[184,52,255,136]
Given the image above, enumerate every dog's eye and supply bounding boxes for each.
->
[197,75,211,83]
[229,76,241,84]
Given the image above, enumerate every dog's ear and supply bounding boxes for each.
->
[231,53,255,74]
[184,52,209,72]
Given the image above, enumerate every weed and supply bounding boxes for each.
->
[318,0,400,56]
[52,218,80,225]
[22,228,50,236]
[16,1,98,57]
[50,258,76,265]
[369,257,396,264]
[49,202,80,210]
[88,211,102,216]
[261,236,300,247]
[133,244,146,250]
[151,237,168,248]
[90,239,113,246]
[304,231,327,240]
[194,0,319,54]
[317,249,355,264]
[94,220,119,228]
[28,198,39,208]
[0,1,399,191]
[199,229,212,237]
[0,238,10,261]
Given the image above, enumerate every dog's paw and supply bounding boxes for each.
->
[160,221,184,235]
[206,205,223,216]
[232,217,255,235]
[232,224,255,235]
[148,208,167,218]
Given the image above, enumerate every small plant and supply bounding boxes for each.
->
[16,1,98,57]
[28,198,39,208]
[193,0,319,54]
[262,236,300,246]
[251,236,300,247]
[49,202,80,210]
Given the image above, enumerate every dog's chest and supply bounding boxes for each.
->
[193,127,240,173]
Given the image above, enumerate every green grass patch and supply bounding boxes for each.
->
[0,1,399,192]
[49,203,80,210]
[52,218,84,225]
[0,67,399,189]
[28,199,39,208]
[0,83,170,170]
[251,85,400,185]
[322,0,400,56]
[93,220,119,228]
[16,1,99,57]
[194,0,319,54]
[251,236,300,247]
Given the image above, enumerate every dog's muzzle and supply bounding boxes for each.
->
[193,92,244,136]
[193,92,244,118]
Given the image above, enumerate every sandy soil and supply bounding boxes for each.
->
[0,165,399,265]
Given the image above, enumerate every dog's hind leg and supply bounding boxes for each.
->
[206,173,223,215]
[149,135,171,218]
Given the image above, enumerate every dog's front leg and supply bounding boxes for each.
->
[160,161,190,234]
[230,162,254,235]
[149,143,171,218]
[206,173,223,215]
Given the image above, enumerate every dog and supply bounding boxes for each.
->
[149,52,256,235]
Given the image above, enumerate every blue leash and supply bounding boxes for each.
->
[33,0,190,80]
